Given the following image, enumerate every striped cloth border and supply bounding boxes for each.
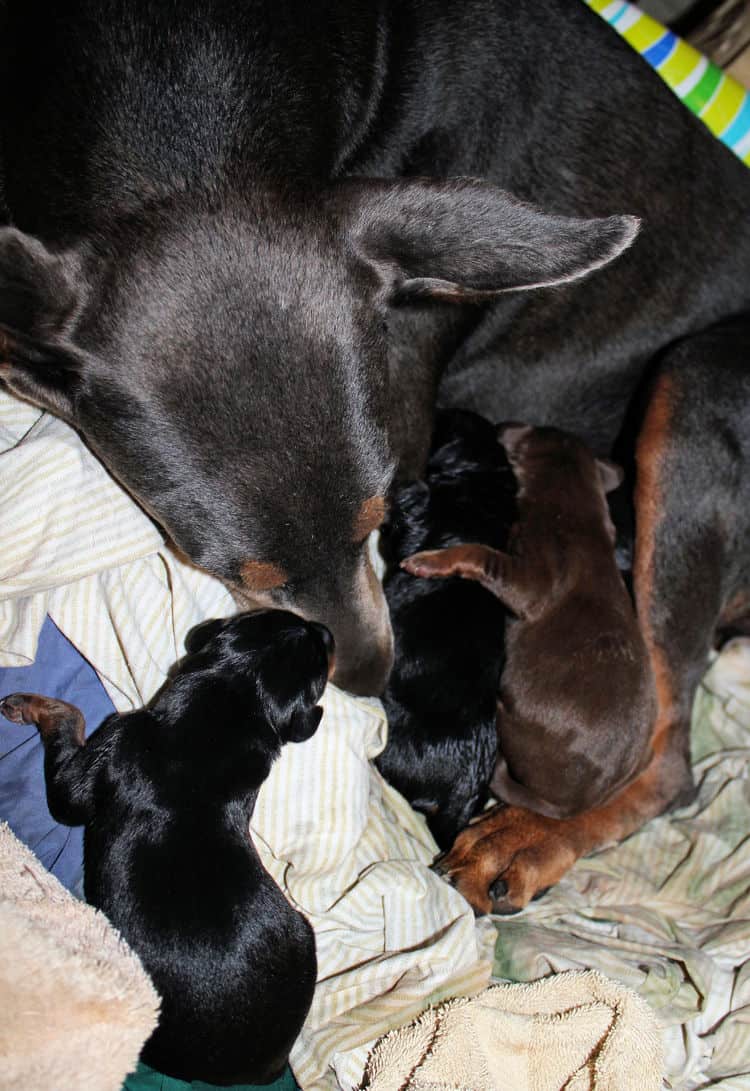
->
[585,0,750,165]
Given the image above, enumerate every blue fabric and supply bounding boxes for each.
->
[0,615,115,892]
[642,30,677,67]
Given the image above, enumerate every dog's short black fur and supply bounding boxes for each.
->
[0,0,647,697]
[0,610,332,1086]
[377,410,516,849]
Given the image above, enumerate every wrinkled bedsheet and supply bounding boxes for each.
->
[492,640,750,1090]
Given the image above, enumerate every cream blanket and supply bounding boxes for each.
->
[358,971,663,1091]
[0,821,159,1091]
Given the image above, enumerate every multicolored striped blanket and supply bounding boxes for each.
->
[586,0,750,165]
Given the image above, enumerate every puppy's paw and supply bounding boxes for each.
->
[0,693,37,725]
[431,804,578,915]
[0,693,85,741]
[400,550,446,578]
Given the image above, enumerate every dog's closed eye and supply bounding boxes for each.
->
[352,496,386,543]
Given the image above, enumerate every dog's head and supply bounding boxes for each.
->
[183,609,333,745]
[0,180,638,694]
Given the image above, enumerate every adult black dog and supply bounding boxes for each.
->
[1,1,749,910]
[377,409,516,850]
[0,611,332,1085]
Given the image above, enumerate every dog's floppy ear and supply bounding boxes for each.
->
[281,705,324,744]
[337,178,640,302]
[596,457,625,493]
[184,618,226,654]
[255,624,328,744]
[0,227,86,418]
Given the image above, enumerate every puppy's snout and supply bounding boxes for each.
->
[310,622,336,677]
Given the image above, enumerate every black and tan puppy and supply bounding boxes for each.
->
[405,425,656,822]
[377,410,516,849]
[0,610,333,1086]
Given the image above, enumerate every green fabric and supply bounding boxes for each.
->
[123,1061,299,1091]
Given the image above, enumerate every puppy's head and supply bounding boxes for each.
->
[184,610,333,744]
[498,423,624,536]
[0,183,637,695]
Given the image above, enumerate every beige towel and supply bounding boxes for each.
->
[358,971,663,1091]
[0,822,160,1091]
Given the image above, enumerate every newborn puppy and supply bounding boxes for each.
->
[404,425,656,820]
[0,610,333,1086]
[377,409,517,848]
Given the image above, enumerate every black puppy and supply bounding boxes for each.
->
[377,410,516,849]
[0,610,333,1086]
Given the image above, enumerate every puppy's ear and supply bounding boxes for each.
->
[281,705,323,744]
[0,228,87,418]
[335,179,640,302]
[184,618,226,654]
[596,458,625,493]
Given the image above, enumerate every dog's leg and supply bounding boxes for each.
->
[0,693,96,824]
[403,544,535,618]
[433,321,750,914]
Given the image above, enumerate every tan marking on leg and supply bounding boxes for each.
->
[634,373,682,760]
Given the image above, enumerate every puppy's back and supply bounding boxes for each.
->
[496,428,655,817]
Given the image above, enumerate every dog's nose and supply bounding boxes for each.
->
[309,622,336,681]
[332,641,394,697]
[310,622,335,656]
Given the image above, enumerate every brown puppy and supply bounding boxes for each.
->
[404,424,656,822]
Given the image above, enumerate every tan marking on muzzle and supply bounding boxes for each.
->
[240,560,287,593]
[352,496,386,543]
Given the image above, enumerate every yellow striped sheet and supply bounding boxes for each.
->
[619,12,665,53]
[701,72,745,132]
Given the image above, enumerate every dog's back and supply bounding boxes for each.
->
[378,410,516,848]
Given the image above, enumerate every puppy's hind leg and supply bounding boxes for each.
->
[1,693,95,824]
